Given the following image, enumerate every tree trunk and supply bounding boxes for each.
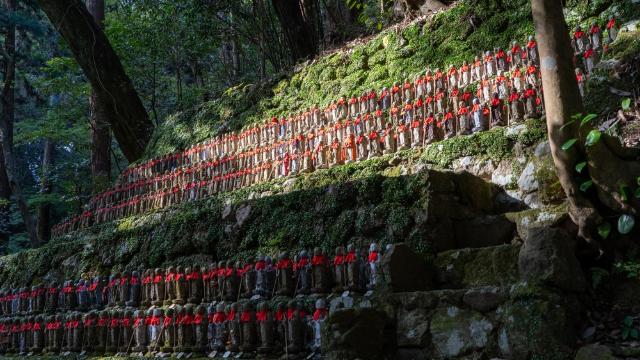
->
[37,139,54,243]
[37,0,154,162]
[0,0,15,245]
[532,0,601,243]
[271,0,320,62]
[86,0,112,192]
[0,3,39,247]
[532,0,639,245]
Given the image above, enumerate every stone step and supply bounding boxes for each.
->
[433,244,521,289]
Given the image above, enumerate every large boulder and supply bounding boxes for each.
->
[575,344,616,360]
[518,227,586,292]
[382,243,434,292]
[429,306,494,358]
[322,308,391,360]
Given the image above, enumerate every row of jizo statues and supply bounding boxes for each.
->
[51,18,622,237]
[1,244,384,316]
[0,244,388,357]
[0,298,330,357]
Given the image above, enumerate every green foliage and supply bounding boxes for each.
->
[621,316,639,340]
[597,222,611,239]
[617,214,635,234]
[590,267,609,288]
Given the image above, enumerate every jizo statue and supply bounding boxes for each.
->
[286,300,305,354]
[187,265,204,304]
[82,311,97,353]
[164,266,177,306]
[132,310,147,353]
[118,310,133,353]
[161,307,176,354]
[192,304,208,354]
[312,298,327,352]
[174,266,188,305]
[240,302,258,352]
[311,247,330,294]
[256,301,275,354]
[151,268,165,306]
[332,246,347,293]
[276,252,294,296]
[367,243,382,290]
[226,302,241,353]
[295,250,311,296]
[211,303,227,352]
[126,271,141,308]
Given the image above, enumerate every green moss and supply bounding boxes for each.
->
[422,128,513,167]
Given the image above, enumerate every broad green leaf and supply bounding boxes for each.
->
[623,327,630,340]
[637,176,640,186]
[575,161,587,173]
[632,328,640,340]
[597,222,611,239]
[559,120,575,131]
[571,113,583,121]
[635,187,640,199]
[622,98,632,111]
[624,316,633,327]
[580,113,597,127]
[580,179,593,192]
[620,185,630,201]
[562,138,578,151]
[585,130,601,147]
[618,214,635,235]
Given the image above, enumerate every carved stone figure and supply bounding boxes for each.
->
[239,259,256,299]
[311,247,330,294]
[224,261,240,301]
[311,298,327,352]
[95,310,109,353]
[490,93,506,127]
[163,266,176,306]
[71,312,84,353]
[151,268,165,306]
[31,315,45,353]
[82,311,97,352]
[256,301,275,354]
[192,304,208,354]
[211,303,227,352]
[345,244,364,293]
[147,308,164,353]
[174,266,188,305]
[187,265,204,304]
[295,250,311,295]
[226,302,241,352]
[126,271,141,307]
[367,243,382,290]
[276,252,294,296]
[509,88,524,123]
[240,302,258,352]
[174,305,193,353]
[286,301,305,354]
[141,269,152,307]
[332,246,347,293]
[158,308,178,353]
[118,310,133,353]
[106,310,121,353]
[132,310,147,353]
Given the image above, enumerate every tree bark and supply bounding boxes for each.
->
[532,0,601,243]
[0,0,15,245]
[86,0,112,192]
[271,0,320,63]
[532,0,639,245]
[37,0,154,162]
[37,139,54,243]
[0,1,39,247]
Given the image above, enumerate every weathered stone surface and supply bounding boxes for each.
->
[430,306,494,358]
[392,291,440,311]
[518,227,586,292]
[396,306,431,347]
[434,245,520,288]
[462,286,507,313]
[323,308,390,360]
[517,161,538,193]
[506,205,569,242]
[454,171,499,213]
[575,344,615,360]
[235,204,251,227]
[382,243,434,292]
[395,348,428,360]
[498,296,576,359]
[491,160,516,187]
[454,215,515,249]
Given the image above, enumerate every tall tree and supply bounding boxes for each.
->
[0,0,15,244]
[271,0,320,62]
[532,0,639,245]
[36,139,54,243]
[37,0,154,161]
[0,0,39,247]
[85,0,111,191]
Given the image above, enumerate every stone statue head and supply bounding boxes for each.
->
[216,303,226,313]
[335,246,344,255]
[347,244,355,252]
[369,243,379,252]
[315,298,326,310]
[242,302,254,313]
[176,266,184,274]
